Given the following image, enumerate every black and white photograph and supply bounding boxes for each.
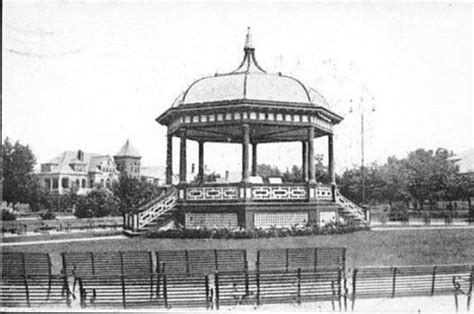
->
[1,1,473,312]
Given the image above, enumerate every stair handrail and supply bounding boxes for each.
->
[335,190,366,220]
[136,187,175,213]
[137,188,178,229]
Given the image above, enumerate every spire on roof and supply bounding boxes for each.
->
[232,27,266,74]
[244,26,253,50]
[115,139,141,158]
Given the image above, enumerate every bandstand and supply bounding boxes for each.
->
[123,30,367,233]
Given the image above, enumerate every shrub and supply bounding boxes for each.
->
[75,188,119,218]
[144,221,369,239]
[40,210,56,220]
[2,210,17,221]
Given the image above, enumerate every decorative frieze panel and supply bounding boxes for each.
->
[169,110,334,134]
[251,186,307,200]
[315,186,333,200]
[186,186,240,201]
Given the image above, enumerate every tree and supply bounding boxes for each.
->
[256,164,282,179]
[2,138,36,205]
[112,176,165,214]
[75,188,119,218]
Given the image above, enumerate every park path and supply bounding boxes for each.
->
[371,225,474,231]
[1,235,127,246]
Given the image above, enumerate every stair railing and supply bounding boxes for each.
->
[137,188,178,230]
[335,190,366,222]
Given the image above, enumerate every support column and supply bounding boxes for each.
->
[251,142,257,176]
[328,134,336,185]
[302,141,308,182]
[308,127,315,184]
[198,141,204,183]
[242,124,250,183]
[166,134,173,185]
[179,128,187,184]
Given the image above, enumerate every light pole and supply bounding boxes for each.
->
[350,97,375,205]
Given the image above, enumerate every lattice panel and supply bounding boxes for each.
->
[251,186,307,200]
[185,213,238,229]
[186,186,239,201]
[254,212,308,228]
[315,186,333,200]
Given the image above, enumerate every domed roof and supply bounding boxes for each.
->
[172,28,327,108]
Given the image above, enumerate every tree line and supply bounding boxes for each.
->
[2,138,473,219]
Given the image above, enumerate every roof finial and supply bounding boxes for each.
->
[244,26,253,49]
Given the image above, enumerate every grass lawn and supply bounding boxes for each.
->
[3,228,474,273]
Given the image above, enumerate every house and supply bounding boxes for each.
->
[38,140,164,195]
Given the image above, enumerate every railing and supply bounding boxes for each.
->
[137,189,178,230]
[181,183,334,202]
[335,190,366,222]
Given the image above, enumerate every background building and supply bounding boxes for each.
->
[38,140,163,195]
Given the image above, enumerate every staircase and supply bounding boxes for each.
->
[123,188,178,235]
[335,190,369,225]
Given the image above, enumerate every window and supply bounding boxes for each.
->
[75,179,80,187]
[61,177,69,189]
[81,179,86,188]
[106,179,111,188]
[90,180,94,188]
[44,179,51,189]
[100,179,104,187]
[53,178,59,189]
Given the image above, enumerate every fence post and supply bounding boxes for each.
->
[156,273,161,301]
[256,250,260,273]
[163,274,168,308]
[431,266,437,296]
[286,249,289,272]
[351,269,358,311]
[257,271,261,306]
[245,260,250,296]
[314,248,318,272]
[468,265,473,311]
[47,253,52,299]
[205,275,210,310]
[23,275,30,307]
[214,249,219,272]
[297,268,301,305]
[148,252,153,300]
[338,267,342,311]
[90,252,95,276]
[185,250,190,274]
[331,281,336,311]
[63,274,71,307]
[78,278,85,308]
[214,272,220,310]
[391,267,397,298]
[453,276,459,312]
[121,275,126,309]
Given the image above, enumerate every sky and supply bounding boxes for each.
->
[3,1,473,177]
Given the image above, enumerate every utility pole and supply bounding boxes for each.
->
[361,112,365,205]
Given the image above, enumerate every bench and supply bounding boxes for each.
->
[1,274,71,308]
[256,247,346,272]
[156,249,247,274]
[77,274,159,308]
[350,264,473,310]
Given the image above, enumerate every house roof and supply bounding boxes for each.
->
[115,140,141,158]
[41,151,116,175]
